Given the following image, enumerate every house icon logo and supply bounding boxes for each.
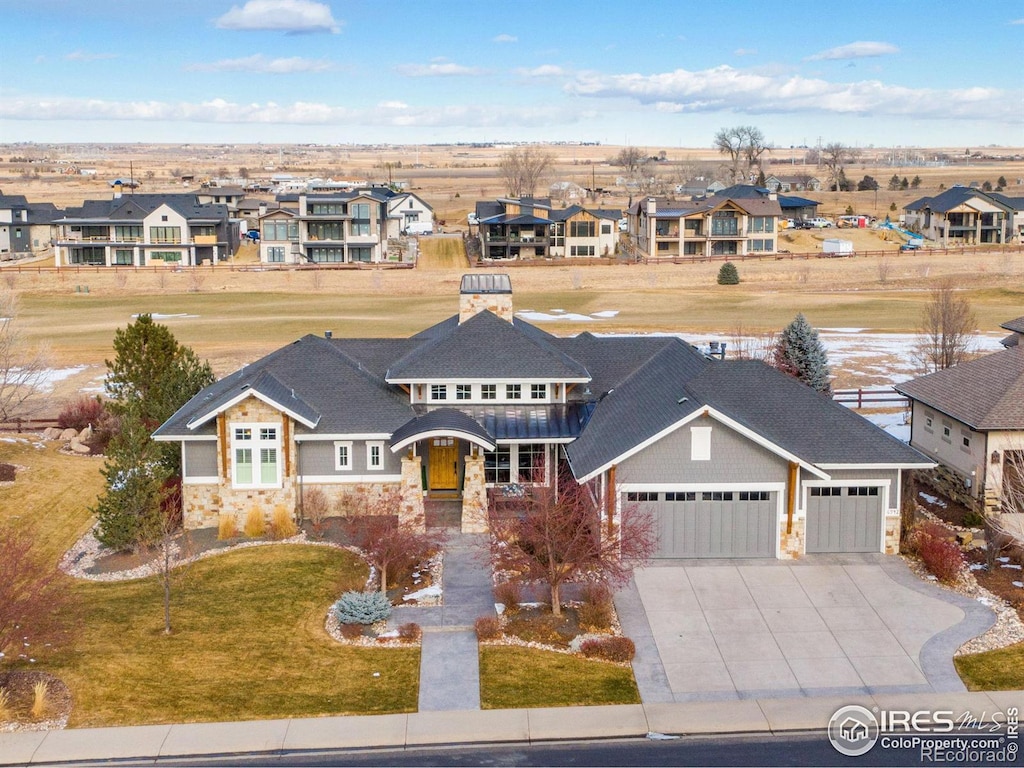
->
[828,705,879,756]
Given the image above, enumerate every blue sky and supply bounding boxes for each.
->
[1,0,1022,147]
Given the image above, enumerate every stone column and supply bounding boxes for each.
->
[461,454,488,533]
[399,454,425,531]
[884,514,901,555]
[779,517,805,559]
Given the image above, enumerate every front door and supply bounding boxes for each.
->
[428,437,459,492]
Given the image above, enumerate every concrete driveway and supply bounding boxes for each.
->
[621,556,994,703]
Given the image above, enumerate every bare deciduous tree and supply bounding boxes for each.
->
[353,490,443,592]
[821,142,860,191]
[0,290,50,423]
[913,279,977,373]
[499,146,554,198]
[714,126,769,184]
[489,467,656,616]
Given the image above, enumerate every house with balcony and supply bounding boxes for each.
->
[904,187,1015,246]
[475,198,620,260]
[155,273,930,560]
[628,191,782,259]
[52,193,236,267]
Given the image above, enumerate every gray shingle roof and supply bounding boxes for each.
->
[1001,316,1024,334]
[903,186,1013,214]
[895,346,1024,430]
[391,408,495,451]
[386,311,590,381]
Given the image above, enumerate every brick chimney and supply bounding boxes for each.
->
[459,273,513,324]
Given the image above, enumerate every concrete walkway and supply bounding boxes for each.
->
[390,532,493,711]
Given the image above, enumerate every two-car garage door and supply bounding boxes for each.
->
[629,491,777,559]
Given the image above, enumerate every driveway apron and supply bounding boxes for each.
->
[623,554,994,703]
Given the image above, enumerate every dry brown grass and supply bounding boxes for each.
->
[217,514,237,540]
[30,680,49,720]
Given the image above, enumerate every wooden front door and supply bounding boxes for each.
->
[428,437,459,491]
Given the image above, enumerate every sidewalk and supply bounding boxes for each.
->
[2,691,1019,765]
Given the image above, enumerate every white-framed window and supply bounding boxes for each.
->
[530,384,546,400]
[334,440,352,471]
[231,423,281,488]
[456,384,472,400]
[481,384,497,400]
[430,384,447,401]
[267,246,285,262]
[506,384,522,400]
[367,441,384,471]
[690,426,712,461]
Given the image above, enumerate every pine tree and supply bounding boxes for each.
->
[94,315,214,550]
[717,262,739,285]
[771,313,832,394]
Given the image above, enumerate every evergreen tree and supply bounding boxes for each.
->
[887,174,901,191]
[94,315,214,550]
[911,175,921,189]
[771,313,832,394]
[717,262,739,285]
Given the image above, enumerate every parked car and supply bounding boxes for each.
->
[806,217,834,228]
[618,217,628,232]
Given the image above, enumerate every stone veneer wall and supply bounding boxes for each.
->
[884,515,901,555]
[779,517,805,559]
[399,455,425,531]
[461,454,488,533]
[458,292,513,323]
[182,396,297,530]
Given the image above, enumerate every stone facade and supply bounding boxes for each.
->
[884,514,901,555]
[779,517,806,559]
[459,292,513,324]
[461,454,488,533]
[399,455,426,531]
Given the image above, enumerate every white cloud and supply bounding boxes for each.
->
[733,48,757,57]
[394,61,486,77]
[65,51,118,62]
[564,64,1021,122]
[215,0,341,34]
[515,65,567,78]
[185,55,332,73]
[1010,17,1024,24]
[493,34,518,43]
[806,41,899,61]
[0,95,577,129]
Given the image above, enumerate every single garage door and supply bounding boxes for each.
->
[806,486,883,553]
[631,490,777,559]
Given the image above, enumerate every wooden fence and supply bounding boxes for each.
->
[832,388,909,409]
[0,261,415,275]
[0,418,61,433]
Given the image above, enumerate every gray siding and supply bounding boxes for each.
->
[818,467,898,489]
[297,439,402,475]
[183,442,217,478]
[617,416,788,484]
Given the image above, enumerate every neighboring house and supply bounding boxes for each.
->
[52,193,237,267]
[476,198,620,259]
[235,198,277,231]
[895,337,1024,513]
[0,194,33,257]
[764,175,823,193]
[904,187,1016,246]
[628,190,782,259]
[154,274,930,559]
[386,191,434,236]
[549,181,587,201]
[259,191,390,265]
[25,202,62,254]
[1000,315,1024,349]
[674,179,725,197]
[196,186,247,210]
[990,193,1024,242]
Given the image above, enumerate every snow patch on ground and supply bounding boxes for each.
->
[402,584,442,602]
[31,365,88,393]
[918,491,948,508]
[517,309,622,322]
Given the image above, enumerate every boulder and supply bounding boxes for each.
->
[69,440,92,454]
[78,426,93,443]
[59,428,78,441]
[42,427,63,440]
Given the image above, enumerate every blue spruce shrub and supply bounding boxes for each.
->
[332,591,392,625]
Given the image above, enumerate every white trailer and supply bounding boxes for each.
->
[822,238,854,256]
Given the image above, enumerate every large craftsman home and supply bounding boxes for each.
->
[154,275,930,559]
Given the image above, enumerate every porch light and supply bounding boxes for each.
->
[991,451,1000,464]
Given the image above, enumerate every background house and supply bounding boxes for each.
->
[904,187,1016,246]
[475,197,620,260]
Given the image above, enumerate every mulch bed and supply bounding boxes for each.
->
[0,671,72,731]
[967,549,1024,621]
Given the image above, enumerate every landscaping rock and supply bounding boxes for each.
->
[956,531,973,546]
[59,428,78,441]
[78,426,93,443]
[42,427,63,440]
[69,440,91,454]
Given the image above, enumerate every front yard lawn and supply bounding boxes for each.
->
[955,642,1024,691]
[46,545,419,726]
[479,646,639,709]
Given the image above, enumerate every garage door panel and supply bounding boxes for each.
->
[806,487,883,553]
[644,493,776,559]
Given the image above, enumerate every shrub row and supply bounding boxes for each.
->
[579,636,636,662]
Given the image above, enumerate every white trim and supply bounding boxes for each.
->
[294,433,391,442]
[299,474,402,484]
[183,476,219,485]
[153,434,218,442]
[390,429,495,453]
[576,406,829,483]
[230,422,283,489]
[802,478,892,487]
[334,440,353,471]
[366,440,385,471]
[385,376,590,385]
[186,388,319,430]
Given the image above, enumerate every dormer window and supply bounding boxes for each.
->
[430,384,447,401]
[481,384,496,400]
[530,384,546,400]
[456,384,471,400]
[506,384,522,400]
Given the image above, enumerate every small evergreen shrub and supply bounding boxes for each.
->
[243,507,265,538]
[398,622,422,642]
[474,616,502,641]
[493,580,521,612]
[716,262,739,285]
[333,591,392,625]
[580,636,636,662]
